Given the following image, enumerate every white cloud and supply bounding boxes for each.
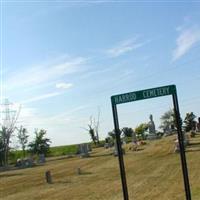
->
[22,92,63,104]
[173,26,200,61]
[17,104,68,128]
[49,105,89,120]
[16,104,88,136]
[56,82,73,89]
[79,68,111,79]
[7,56,87,91]
[106,38,146,58]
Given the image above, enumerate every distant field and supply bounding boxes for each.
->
[1,135,200,200]
[8,144,78,164]
[49,144,78,157]
[9,141,106,163]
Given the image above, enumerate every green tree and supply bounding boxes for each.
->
[28,129,51,156]
[160,109,183,132]
[108,130,116,139]
[88,126,97,145]
[84,116,99,146]
[17,126,29,158]
[0,127,10,166]
[0,128,5,166]
[184,112,196,132]
[121,127,133,138]
[135,123,148,140]
[160,109,175,132]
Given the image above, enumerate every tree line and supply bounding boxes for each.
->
[0,127,51,167]
[104,109,200,143]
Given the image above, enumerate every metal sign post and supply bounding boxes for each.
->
[172,93,191,200]
[111,85,191,200]
[112,103,129,200]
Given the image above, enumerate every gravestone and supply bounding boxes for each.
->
[130,130,138,151]
[113,142,118,156]
[104,142,113,149]
[132,130,137,144]
[113,142,125,156]
[16,157,34,168]
[38,154,46,164]
[196,117,200,132]
[45,170,52,184]
[24,157,34,167]
[147,114,158,140]
[174,139,180,153]
[77,144,89,158]
[76,167,81,175]
[184,132,189,146]
[87,143,92,152]
[104,138,113,148]
[174,133,189,153]
[16,159,22,167]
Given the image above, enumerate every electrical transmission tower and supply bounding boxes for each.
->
[0,98,21,130]
[0,99,21,165]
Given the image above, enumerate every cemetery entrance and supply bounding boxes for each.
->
[111,85,191,200]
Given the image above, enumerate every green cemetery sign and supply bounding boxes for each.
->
[111,84,191,200]
[111,85,176,105]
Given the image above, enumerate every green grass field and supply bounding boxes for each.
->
[8,144,78,164]
[49,144,78,156]
[1,134,200,200]
[8,141,106,163]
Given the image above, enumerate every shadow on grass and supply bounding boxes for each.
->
[186,140,200,152]
[135,148,145,152]
[186,148,200,152]
[49,172,93,185]
[0,173,23,178]
[47,155,75,163]
[188,142,200,146]
[79,171,92,175]
[55,179,72,184]
[90,153,112,158]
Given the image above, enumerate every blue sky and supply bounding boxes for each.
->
[1,1,200,146]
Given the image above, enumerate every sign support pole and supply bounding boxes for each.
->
[172,93,191,200]
[111,103,129,200]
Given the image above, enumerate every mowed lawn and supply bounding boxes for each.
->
[1,135,200,200]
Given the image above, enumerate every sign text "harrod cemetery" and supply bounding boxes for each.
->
[111,85,176,105]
